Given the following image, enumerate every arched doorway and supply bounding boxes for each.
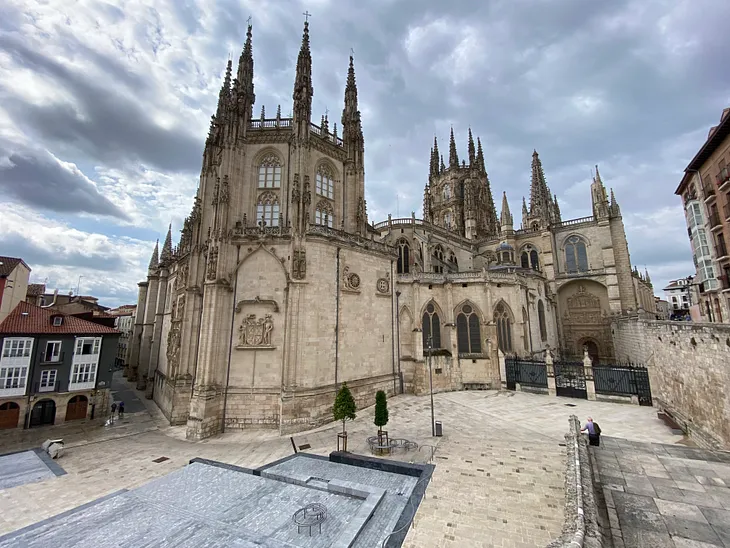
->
[0,402,20,429]
[65,395,89,421]
[30,399,56,428]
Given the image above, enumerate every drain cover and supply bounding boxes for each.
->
[152,456,170,463]
[298,444,311,450]
[564,403,577,407]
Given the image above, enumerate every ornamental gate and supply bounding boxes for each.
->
[553,361,587,399]
[593,364,653,406]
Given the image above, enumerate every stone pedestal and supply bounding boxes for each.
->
[583,348,596,401]
[545,348,556,397]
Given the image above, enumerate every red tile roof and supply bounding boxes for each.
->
[0,256,29,277]
[0,301,120,335]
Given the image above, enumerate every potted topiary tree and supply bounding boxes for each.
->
[333,382,356,451]
[374,390,389,448]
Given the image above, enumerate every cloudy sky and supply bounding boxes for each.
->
[1,0,728,307]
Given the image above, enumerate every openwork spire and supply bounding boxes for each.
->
[553,194,562,221]
[236,23,255,104]
[342,54,363,166]
[440,155,445,173]
[522,196,528,215]
[468,128,476,166]
[148,240,159,271]
[529,150,551,218]
[160,224,173,264]
[476,137,485,172]
[430,136,440,177]
[215,59,233,119]
[501,191,513,227]
[449,127,459,168]
[293,20,314,128]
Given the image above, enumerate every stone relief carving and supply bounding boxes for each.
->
[166,322,181,371]
[175,264,189,291]
[292,248,306,280]
[259,154,281,168]
[342,266,361,292]
[212,178,220,205]
[206,246,218,280]
[220,175,230,204]
[237,314,274,348]
[376,278,390,294]
[561,284,612,360]
[177,295,186,320]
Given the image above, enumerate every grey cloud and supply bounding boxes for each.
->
[0,34,203,173]
[0,232,126,272]
[0,140,128,219]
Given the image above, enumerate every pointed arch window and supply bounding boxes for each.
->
[448,251,457,268]
[538,300,547,342]
[397,239,410,274]
[456,303,481,354]
[521,252,529,269]
[433,245,444,274]
[565,236,588,273]
[258,155,282,188]
[316,165,334,199]
[530,249,539,271]
[256,191,280,227]
[422,303,441,350]
[494,302,513,353]
[314,199,334,228]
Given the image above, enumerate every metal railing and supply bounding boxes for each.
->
[717,238,729,258]
[704,182,717,199]
[724,203,730,221]
[709,212,722,228]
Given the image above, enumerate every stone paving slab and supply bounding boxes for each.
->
[0,378,691,546]
[596,436,730,547]
[0,450,59,490]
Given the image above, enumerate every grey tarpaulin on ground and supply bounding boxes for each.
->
[545,416,604,548]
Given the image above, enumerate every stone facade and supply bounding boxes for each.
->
[129,22,652,440]
[612,314,730,449]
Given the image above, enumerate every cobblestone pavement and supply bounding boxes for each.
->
[596,436,730,547]
[0,379,686,546]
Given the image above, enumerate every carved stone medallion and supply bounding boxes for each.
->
[237,314,274,349]
[376,278,390,294]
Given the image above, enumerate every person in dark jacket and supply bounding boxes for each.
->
[118,401,125,419]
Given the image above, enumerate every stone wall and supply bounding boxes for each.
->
[612,315,730,449]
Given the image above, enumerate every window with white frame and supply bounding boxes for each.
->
[1,338,33,359]
[75,338,100,356]
[40,369,57,391]
[0,367,27,389]
[71,363,97,384]
[257,155,282,188]
[43,341,61,363]
[316,166,334,199]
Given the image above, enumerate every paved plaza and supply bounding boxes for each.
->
[0,373,688,547]
[596,437,730,547]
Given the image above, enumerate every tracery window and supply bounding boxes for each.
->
[456,303,481,354]
[448,251,457,268]
[521,252,529,269]
[422,302,442,350]
[565,236,589,273]
[433,245,444,274]
[494,302,513,353]
[256,191,280,227]
[520,246,540,270]
[538,300,547,342]
[530,250,539,271]
[258,155,282,188]
[397,239,410,274]
[314,199,334,228]
[316,165,334,199]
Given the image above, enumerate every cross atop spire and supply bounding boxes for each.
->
[303,10,312,21]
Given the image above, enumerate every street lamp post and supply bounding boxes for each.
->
[427,334,435,437]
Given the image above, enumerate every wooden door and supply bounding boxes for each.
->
[65,396,88,421]
[0,402,20,429]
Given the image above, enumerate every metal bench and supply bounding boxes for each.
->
[293,503,327,536]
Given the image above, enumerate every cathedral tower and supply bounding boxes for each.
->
[424,128,499,240]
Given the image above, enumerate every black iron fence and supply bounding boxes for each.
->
[505,358,547,389]
[593,364,653,406]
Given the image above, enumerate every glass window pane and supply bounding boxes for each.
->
[576,242,588,271]
[468,313,481,353]
[565,244,577,273]
[457,314,469,353]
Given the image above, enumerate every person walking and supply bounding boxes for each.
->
[118,401,125,419]
[581,417,601,446]
[109,402,117,424]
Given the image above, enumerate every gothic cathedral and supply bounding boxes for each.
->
[128,22,655,440]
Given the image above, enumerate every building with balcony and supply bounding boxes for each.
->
[676,107,730,323]
[108,304,136,371]
[0,301,119,430]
